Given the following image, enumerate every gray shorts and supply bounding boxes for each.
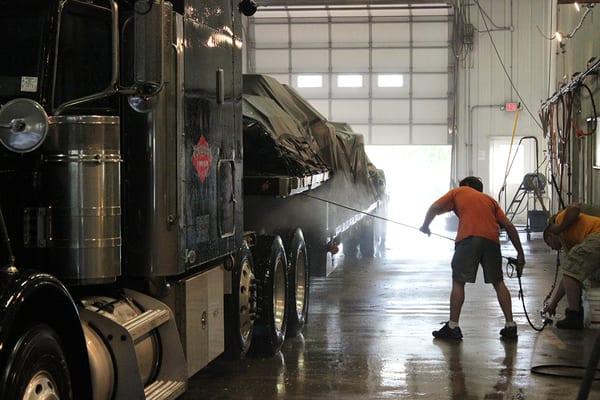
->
[451,236,503,284]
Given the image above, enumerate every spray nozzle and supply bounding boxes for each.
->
[506,257,522,278]
[540,307,555,326]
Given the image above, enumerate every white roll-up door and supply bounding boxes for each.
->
[248,4,453,145]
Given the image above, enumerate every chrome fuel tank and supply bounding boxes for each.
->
[25,115,122,284]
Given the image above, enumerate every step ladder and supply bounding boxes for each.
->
[504,173,548,238]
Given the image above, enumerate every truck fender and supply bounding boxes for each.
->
[0,269,92,399]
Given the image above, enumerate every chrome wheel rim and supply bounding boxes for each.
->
[239,258,255,342]
[273,256,286,333]
[295,250,306,319]
[23,371,60,400]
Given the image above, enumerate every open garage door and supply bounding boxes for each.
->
[247,3,454,145]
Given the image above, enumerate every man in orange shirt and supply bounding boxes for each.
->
[543,205,600,329]
[420,176,525,340]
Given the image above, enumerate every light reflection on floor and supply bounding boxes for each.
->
[183,226,600,399]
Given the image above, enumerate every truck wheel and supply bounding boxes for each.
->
[2,324,72,400]
[359,219,375,258]
[224,243,256,359]
[250,235,288,356]
[282,228,310,338]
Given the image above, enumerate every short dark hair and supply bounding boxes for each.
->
[459,176,483,192]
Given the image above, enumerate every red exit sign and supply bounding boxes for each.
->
[505,102,520,112]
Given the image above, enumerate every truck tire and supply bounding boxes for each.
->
[1,324,72,400]
[224,243,256,359]
[250,235,288,357]
[359,218,375,258]
[282,228,310,338]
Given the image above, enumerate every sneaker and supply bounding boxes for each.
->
[556,308,584,330]
[500,325,518,339]
[433,322,463,340]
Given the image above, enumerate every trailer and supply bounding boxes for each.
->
[242,74,385,276]
[0,1,384,399]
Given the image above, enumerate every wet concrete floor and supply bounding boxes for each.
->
[184,227,600,399]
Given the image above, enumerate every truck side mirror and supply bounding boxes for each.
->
[53,0,119,115]
[128,82,160,114]
[0,99,49,153]
[129,0,168,112]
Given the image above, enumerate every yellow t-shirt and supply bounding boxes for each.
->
[555,210,600,250]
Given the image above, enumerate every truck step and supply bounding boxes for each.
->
[123,309,171,342]
[144,380,186,400]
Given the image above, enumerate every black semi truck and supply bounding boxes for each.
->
[0,1,384,399]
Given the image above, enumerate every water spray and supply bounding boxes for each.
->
[301,193,456,242]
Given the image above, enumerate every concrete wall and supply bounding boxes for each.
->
[455,0,555,196]
[555,3,600,207]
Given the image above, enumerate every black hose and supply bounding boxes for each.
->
[578,84,598,137]
[532,364,600,381]
[550,173,566,209]
[505,253,560,333]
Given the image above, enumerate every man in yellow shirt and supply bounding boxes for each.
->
[544,205,600,329]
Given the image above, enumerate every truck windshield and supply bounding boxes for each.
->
[0,0,51,98]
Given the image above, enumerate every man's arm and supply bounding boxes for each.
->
[498,217,525,267]
[551,205,581,234]
[544,281,565,316]
[420,204,443,236]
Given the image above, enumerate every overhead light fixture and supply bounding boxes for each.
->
[574,2,581,12]
[555,31,563,42]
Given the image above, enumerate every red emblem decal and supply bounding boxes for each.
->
[192,135,213,183]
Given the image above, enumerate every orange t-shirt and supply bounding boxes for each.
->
[433,186,508,243]
[555,210,600,250]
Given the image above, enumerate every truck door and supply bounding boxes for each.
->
[182,0,243,267]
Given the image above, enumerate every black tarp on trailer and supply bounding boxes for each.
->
[242,74,385,275]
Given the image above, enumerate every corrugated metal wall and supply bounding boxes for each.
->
[555,3,600,208]
[455,0,554,196]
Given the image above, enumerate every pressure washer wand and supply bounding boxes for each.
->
[301,193,456,242]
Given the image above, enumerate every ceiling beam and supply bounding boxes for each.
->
[557,0,600,3]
